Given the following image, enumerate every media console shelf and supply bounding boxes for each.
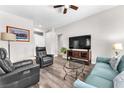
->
[67,49,91,65]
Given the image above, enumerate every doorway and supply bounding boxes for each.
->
[57,34,63,55]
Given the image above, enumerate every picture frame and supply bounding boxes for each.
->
[6,26,30,42]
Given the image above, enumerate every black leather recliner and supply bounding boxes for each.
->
[36,47,53,68]
[0,48,40,88]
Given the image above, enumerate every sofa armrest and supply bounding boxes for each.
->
[96,57,111,64]
[47,54,54,58]
[73,79,96,88]
[0,64,40,86]
[35,56,43,64]
[13,59,33,69]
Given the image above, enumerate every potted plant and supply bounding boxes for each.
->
[60,47,67,59]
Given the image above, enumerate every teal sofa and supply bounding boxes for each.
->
[74,55,124,88]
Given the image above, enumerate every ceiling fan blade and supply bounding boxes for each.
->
[69,5,79,10]
[63,8,67,14]
[53,5,64,8]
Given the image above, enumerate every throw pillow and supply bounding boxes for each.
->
[0,58,15,73]
[113,71,124,88]
[109,56,121,70]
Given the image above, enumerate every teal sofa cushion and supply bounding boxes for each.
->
[85,75,113,88]
[74,79,96,88]
[91,63,119,81]
[94,62,111,69]
[117,55,124,72]
[96,57,111,64]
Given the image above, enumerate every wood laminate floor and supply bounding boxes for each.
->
[33,57,94,88]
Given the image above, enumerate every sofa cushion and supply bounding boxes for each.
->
[0,58,15,73]
[94,62,111,69]
[117,55,124,72]
[74,79,96,88]
[90,63,118,81]
[43,57,52,62]
[96,57,111,64]
[14,60,33,69]
[113,71,124,88]
[85,75,113,88]
[37,51,46,57]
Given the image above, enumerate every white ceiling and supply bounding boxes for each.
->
[0,5,116,30]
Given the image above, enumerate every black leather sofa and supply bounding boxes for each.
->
[0,48,40,88]
[36,47,53,68]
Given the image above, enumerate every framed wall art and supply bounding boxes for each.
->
[6,26,30,42]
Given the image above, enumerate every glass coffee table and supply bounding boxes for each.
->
[63,60,85,80]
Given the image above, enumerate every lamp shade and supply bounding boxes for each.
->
[1,32,16,41]
[113,43,123,50]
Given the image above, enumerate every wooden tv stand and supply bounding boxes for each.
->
[67,49,91,65]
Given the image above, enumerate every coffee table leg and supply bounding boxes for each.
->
[64,73,67,80]
[75,71,78,79]
[63,65,67,80]
[83,73,85,77]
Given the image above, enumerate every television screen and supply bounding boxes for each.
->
[69,35,91,49]
[73,40,79,49]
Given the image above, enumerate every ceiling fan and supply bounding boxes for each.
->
[53,5,79,14]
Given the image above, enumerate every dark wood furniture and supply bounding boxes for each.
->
[67,49,91,65]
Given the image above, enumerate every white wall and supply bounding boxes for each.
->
[34,29,45,47]
[0,11,34,62]
[57,34,63,54]
[34,34,45,47]
[45,28,58,56]
[56,6,124,63]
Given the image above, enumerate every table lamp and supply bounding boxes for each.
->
[113,43,123,56]
[1,32,16,59]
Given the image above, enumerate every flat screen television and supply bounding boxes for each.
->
[69,35,91,49]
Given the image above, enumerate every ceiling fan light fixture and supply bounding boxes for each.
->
[53,5,79,14]
[64,5,69,9]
